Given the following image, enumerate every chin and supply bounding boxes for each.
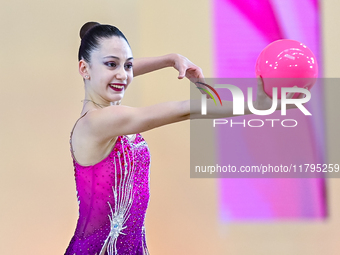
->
[109,96,123,104]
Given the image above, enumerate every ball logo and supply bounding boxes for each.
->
[196,82,223,106]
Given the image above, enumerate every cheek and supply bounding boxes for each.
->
[98,70,112,83]
[90,67,104,82]
[127,75,133,86]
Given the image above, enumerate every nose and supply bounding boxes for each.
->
[116,65,127,81]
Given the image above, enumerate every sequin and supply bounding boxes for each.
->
[65,113,150,255]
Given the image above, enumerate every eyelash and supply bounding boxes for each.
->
[105,62,116,67]
[105,62,133,69]
[125,63,133,69]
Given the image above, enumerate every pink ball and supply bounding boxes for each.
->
[255,39,318,99]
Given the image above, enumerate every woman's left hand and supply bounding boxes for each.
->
[172,54,205,83]
[172,54,212,99]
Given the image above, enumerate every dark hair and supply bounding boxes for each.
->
[78,22,130,62]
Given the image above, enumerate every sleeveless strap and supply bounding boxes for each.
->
[69,111,90,160]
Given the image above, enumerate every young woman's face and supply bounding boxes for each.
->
[86,36,133,103]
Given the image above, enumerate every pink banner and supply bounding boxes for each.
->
[213,0,327,221]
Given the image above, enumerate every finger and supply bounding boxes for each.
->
[193,76,210,99]
[194,66,204,79]
[178,67,186,79]
[297,92,306,99]
[300,87,309,98]
[189,72,205,84]
[286,86,298,99]
[256,76,267,99]
[197,76,206,85]
[257,76,264,92]
[286,92,295,99]
[198,72,205,79]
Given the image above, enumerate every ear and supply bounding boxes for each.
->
[79,60,90,79]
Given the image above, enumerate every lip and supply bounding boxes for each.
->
[109,83,126,92]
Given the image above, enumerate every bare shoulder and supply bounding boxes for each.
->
[71,109,118,166]
[82,105,132,142]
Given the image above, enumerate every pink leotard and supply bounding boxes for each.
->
[65,112,151,255]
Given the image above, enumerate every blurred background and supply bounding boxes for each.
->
[0,0,339,254]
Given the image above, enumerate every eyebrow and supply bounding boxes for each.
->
[103,56,134,61]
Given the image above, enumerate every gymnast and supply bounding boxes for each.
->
[65,22,299,255]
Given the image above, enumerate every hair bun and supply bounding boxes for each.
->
[80,22,100,39]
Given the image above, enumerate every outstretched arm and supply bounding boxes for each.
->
[133,53,204,82]
[189,77,307,119]
[132,54,174,77]
[84,78,305,144]
[133,53,210,98]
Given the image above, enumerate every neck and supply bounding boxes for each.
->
[83,90,110,107]
[83,90,121,109]
[82,99,108,108]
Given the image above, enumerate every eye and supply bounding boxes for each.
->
[125,63,133,70]
[105,62,116,67]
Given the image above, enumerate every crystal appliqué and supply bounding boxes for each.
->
[99,137,135,255]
